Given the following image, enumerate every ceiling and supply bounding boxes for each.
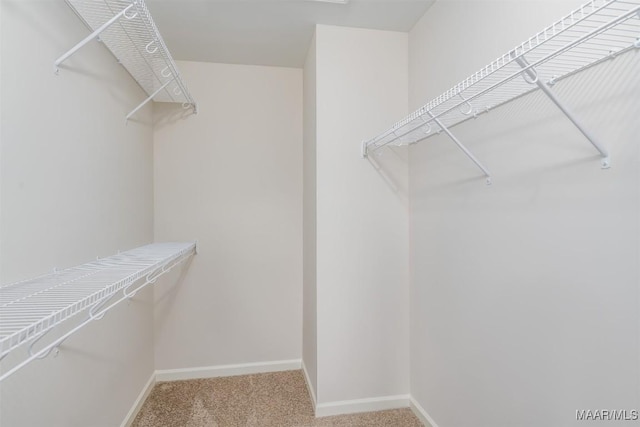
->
[146,0,435,68]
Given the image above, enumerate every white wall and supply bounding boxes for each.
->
[314,25,410,406]
[303,34,318,401]
[153,61,303,370]
[409,2,640,426]
[0,1,154,426]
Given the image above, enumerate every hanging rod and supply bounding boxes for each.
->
[362,0,640,176]
[56,0,197,118]
[0,242,197,382]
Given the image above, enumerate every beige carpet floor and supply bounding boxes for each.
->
[131,370,423,427]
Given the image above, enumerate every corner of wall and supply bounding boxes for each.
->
[301,359,317,413]
[120,372,157,427]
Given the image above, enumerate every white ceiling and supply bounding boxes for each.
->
[146,0,435,68]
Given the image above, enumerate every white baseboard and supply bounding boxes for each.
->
[410,396,440,427]
[121,361,431,427]
[315,394,410,418]
[155,359,302,382]
[301,359,317,412]
[121,372,156,427]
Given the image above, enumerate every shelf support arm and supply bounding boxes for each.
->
[126,78,175,121]
[427,111,492,185]
[514,56,610,169]
[54,3,136,73]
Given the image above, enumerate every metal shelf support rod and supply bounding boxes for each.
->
[54,3,135,73]
[514,56,610,168]
[126,77,175,121]
[427,111,492,185]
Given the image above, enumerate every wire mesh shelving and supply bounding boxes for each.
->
[362,0,640,183]
[0,242,196,382]
[56,0,197,119]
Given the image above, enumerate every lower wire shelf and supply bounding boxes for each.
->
[0,242,196,382]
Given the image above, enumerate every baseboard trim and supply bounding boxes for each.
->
[301,359,317,412]
[120,362,428,426]
[410,396,440,427]
[121,371,156,427]
[155,359,302,382]
[315,394,410,418]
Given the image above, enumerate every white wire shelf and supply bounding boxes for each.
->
[57,0,196,118]
[0,242,196,381]
[363,0,640,177]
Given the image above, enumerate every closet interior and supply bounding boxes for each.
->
[1,0,638,426]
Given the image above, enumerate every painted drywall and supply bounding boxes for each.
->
[153,61,303,370]
[314,25,410,405]
[409,2,640,426]
[0,1,154,426]
[303,34,318,402]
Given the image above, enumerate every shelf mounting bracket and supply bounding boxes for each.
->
[361,140,369,158]
[515,55,610,169]
[427,111,492,185]
[54,3,137,74]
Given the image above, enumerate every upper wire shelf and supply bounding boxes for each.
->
[363,0,640,157]
[0,242,196,382]
[59,0,196,117]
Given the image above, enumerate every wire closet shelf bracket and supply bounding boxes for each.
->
[0,242,197,382]
[361,0,640,185]
[55,0,197,120]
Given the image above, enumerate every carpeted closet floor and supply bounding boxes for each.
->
[131,370,423,427]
